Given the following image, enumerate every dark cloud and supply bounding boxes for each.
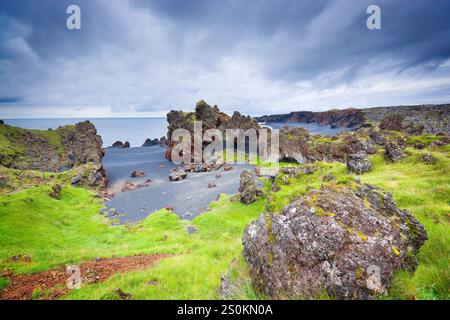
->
[0,0,449,117]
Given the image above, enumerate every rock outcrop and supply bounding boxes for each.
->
[379,114,425,135]
[258,108,365,129]
[131,170,145,178]
[142,138,159,147]
[239,170,264,204]
[385,140,404,162]
[0,121,107,189]
[165,100,260,162]
[278,127,376,164]
[111,141,130,148]
[142,137,168,148]
[258,104,450,134]
[347,154,372,174]
[243,183,427,300]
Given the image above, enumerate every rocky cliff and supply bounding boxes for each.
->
[0,121,107,190]
[258,104,450,134]
[257,108,365,129]
[165,100,260,161]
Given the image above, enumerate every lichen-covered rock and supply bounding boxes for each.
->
[385,140,404,162]
[347,154,372,174]
[239,170,258,204]
[369,130,386,146]
[242,183,427,300]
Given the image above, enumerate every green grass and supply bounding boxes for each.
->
[0,125,26,165]
[0,141,448,300]
[0,186,265,299]
[30,129,66,155]
[264,148,450,300]
[406,134,441,146]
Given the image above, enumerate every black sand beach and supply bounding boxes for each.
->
[103,146,254,224]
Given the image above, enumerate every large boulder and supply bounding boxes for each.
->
[385,140,404,162]
[347,154,372,174]
[238,170,258,204]
[243,183,427,300]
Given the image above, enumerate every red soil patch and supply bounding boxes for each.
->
[0,254,171,300]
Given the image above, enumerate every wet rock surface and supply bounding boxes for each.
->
[243,183,427,300]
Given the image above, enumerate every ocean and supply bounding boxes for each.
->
[3,118,349,148]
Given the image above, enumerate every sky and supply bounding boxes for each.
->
[1,0,450,118]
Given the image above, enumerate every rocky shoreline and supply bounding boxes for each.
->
[257,103,450,134]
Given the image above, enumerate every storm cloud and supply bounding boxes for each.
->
[1,0,450,118]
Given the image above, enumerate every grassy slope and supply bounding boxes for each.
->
[0,143,448,300]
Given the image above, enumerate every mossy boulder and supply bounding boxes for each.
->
[242,183,427,299]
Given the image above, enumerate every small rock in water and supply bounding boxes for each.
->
[215,173,221,179]
[131,170,145,177]
[207,183,216,188]
[142,138,159,147]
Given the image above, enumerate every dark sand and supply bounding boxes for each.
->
[103,146,254,224]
